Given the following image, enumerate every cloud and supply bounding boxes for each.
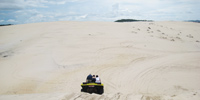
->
[79,14,88,19]
[0,20,4,22]
[28,0,86,6]
[47,1,67,5]
[7,19,17,23]
[0,0,200,24]
[0,0,48,10]
[25,0,48,8]
[0,0,25,10]
[25,14,46,23]
[0,0,88,11]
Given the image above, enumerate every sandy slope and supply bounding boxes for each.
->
[0,21,200,100]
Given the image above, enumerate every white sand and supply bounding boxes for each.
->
[0,21,200,100]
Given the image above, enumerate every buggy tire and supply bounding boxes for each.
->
[98,88,104,94]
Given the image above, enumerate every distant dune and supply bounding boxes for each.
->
[0,21,200,100]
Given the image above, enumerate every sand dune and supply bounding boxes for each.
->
[0,21,200,100]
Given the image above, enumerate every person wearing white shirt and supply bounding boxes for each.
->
[95,75,101,83]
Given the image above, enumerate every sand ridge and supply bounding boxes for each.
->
[0,21,200,100]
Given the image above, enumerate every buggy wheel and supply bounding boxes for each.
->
[98,88,104,94]
[81,86,87,92]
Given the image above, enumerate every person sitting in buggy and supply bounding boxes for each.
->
[95,75,101,83]
[86,74,92,83]
[92,75,96,82]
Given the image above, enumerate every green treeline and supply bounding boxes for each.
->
[115,19,153,22]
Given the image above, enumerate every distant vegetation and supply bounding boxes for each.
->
[0,24,13,26]
[186,20,200,23]
[115,19,153,22]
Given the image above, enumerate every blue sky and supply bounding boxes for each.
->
[0,0,200,24]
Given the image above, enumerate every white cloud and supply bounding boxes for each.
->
[112,3,119,13]
[27,14,46,23]
[0,0,25,10]
[25,1,48,8]
[0,0,48,10]
[1,0,199,24]
[0,0,87,10]
[34,0,86,5]
[0,20,4,22]
[79,14,88,19]
[7,19,17,23]
[48,1,67,5]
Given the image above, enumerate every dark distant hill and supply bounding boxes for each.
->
[0,24,13,26]
[115,19,153,22]
[186,20,200,23]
